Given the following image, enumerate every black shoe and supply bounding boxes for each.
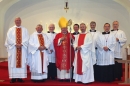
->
[59,79,64,82]
[32,80,39,83]
[37,80,42,83]
[118,78,122,81]
[17,78,24,83]
[83,82,92,85]
[42,79,45,82]
[71,79,74,81]
[77,82,82,84]
[51,77,56,80]
[65,79,70,82]
[10,78,16,83]
[36,79,45,83]
[47,77,50,80]
[32,80,37,83]
[83,83,87,85]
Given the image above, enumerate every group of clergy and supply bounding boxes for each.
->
[5,17,127,84]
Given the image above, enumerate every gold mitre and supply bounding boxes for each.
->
[58,17,68,29]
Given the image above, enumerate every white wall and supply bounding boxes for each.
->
[0,0,130,59]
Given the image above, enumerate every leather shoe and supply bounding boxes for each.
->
[17,78,24,83]
[10,78,16,83]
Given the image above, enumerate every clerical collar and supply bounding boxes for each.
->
[90,29,96,32]
[111,29,118,31]
[102,32,110,35]
[37,32,42,34]
[80,32,87,34]
[15,25,21,28]
[47,31,55,34]
[73,32,79,35]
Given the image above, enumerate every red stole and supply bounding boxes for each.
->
[77,34,86,75]
[16,28,22,68]
[37,34,44,73]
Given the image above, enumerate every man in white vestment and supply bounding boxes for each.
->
[89,21,100,43]
[5,17,29,83]
[28,24,50,82]
[73,23,94,84]
[96,23,116,82]
[88,21,100,80]
[111,21,127,80]
[46,24,57,80]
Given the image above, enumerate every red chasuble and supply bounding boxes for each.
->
[77,34,86,75]
[16,28,22,68]
[37,34,44,73]
[54,33,75,71]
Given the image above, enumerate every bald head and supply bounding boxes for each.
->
[113,21,119,24]
[15,17,21,27]
[113,21,119,30]
[48,24,55,32]
[15,17,21,20]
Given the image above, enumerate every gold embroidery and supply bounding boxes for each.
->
[61,34,68,70]
[16,28,22,68]
[37,34,44,73]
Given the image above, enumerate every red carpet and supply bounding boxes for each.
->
[0,61,128,86]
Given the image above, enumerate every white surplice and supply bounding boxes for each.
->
[73,32,80,39]
[89,30,100,65]
[28,32,50,80]
[73,32,94,83]
[96,32,116,65]
[5,25,29,78]
[111,29,127,59]
[57,69,71,79]
[45,32,56,63]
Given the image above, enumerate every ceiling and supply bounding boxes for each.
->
[1,0,130,58]
[1,0,130,35]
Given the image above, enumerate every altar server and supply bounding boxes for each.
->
[111,21,127,80]
[88,21,100,80]
[46,24,57,80]
[96,23,116,82]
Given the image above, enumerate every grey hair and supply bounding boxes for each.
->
[113,21,119,24]
[80,23,86,26]
[37,24,43,28]
[90,21,96,25]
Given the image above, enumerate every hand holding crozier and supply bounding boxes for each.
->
[60,37,65,41]
[76,46,81,50]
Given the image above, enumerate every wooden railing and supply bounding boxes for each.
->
[115,48,130,84]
